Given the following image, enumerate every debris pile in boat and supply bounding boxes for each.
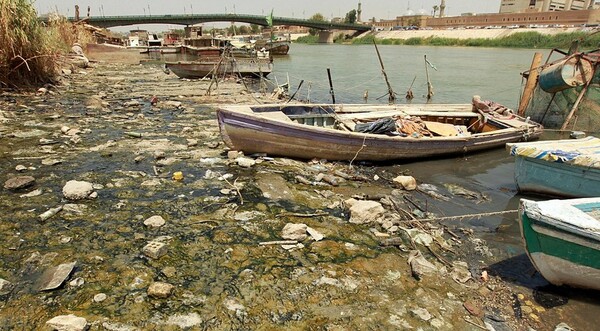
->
[354,115,470,138]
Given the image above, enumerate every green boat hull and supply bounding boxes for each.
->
[519,198,600,289]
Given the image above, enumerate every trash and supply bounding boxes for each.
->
[172,172,184,181]
[124,132,142,138]
[393,175,417,190]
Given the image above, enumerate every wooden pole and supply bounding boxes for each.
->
[327,68,336,104]
[373,41,396,103]
[560,66,596,130]
[425,55,434,100]
[518,52,543,116]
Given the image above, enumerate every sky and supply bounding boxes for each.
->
[35,0,502,20]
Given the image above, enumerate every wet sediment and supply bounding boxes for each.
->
[0,60,586,330]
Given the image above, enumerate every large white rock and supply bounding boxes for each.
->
[393,175,417,191]
[46,314,88,331]
[345,198,385,224]
[144,215,166,228]
[281,223,308,241]
[62,180,94,200]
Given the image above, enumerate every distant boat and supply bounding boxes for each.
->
[216,103,542,161]
[165,56,273,79]
[519,197,600,290]
[519,45,600,132]
[255,39,290,55]
[507,136,600,197]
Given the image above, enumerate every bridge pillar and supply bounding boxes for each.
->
[318,30,335,43]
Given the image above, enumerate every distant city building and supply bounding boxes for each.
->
[500,0,598,13]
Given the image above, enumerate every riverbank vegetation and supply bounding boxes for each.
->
[350,31,600,49]
[0,0,90,88]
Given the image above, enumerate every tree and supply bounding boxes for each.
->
[250,24,261,34]
[433,5,439,18]
[308,13,326,35]
[344,9,357,24]
[238,25,250,35]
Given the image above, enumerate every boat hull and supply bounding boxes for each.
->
[514,155,600,197]
[217,104,542,161]
[166,59,273,79]
[519,199,600,290]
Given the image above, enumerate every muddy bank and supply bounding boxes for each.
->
[0,59,588,330]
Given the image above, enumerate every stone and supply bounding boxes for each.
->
[164,313,203,328]
[142,241,167,259]
[282,223,308,241]
[161,266,177,278]
[345,198,385,224]
[306,226,325,241]
[144,215,166,228]
[45,314,87,331]
[555,323,574,331]
[4,176,35,190]
[463,299,483,317]
[93,293,107,302]
[393,175,417,190]
[62,180,94,200]
[69,277,85,287]
[15,165,27,172]
[20,189,43,198]
[408,250,437,280]
[0,278,12,295]
[235,156,256,168]
[410,307,432,321]
[227,150,243,159]
[39,261,77,291]
[147,281,174,298]
[101,322,139,331]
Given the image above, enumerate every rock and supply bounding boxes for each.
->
[345,198,385,224]
[235,156,256,168]
[281,223,308,241]
[46,314,87,331]
[555,323,574,331]
[408,250,437,280]
[142,241,167,259]
[144,215,166,228]
[62,180,94,200]
[410,307,432,321]
[69,277,85,287]
[227,150,243,159]
[39,205,63,222]
[463,299,483,317]
[148,282,174,298]
[20,188,43,198]
[93,293,107,302]
[61,126,70,134]
[161,266,177,278]
[4,176,35,190]
[306,226,325,241]
[164,313,203,328]
[39,261,77,291]
[15,165,27,172]
[0,278,12,295]
[164,100,182,108]
[393,175,417,190]
[42,158,63,166]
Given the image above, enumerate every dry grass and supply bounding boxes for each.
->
[0,0,93,88]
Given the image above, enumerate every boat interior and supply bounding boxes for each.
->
[247,104,534,137]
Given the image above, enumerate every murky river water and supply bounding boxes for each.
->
[0,44,598,330]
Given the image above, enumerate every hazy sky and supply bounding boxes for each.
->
[35,0,502,20]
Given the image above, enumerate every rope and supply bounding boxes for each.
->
[401,209,518,223]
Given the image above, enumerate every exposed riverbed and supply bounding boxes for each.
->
[0,46,598,330]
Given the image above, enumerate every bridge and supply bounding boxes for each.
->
[42,13,371,31]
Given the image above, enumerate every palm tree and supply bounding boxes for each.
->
[432,5,439,18]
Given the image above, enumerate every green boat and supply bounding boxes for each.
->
[519,198,600,290]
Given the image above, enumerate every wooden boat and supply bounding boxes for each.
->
[507,137,600,197]
[165,57,273,79]
[255,40,290,55]
[216,103,542,161]
[519,197,600,290]
[518,47,600,132]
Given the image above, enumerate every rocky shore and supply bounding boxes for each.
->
[0,55,583,330]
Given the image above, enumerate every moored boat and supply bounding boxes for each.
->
[165,56,273,79]
[519,197,600,290]
[217,103,542,161]
[507,136,600,197]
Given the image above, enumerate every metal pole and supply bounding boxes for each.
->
[327,68,336,104]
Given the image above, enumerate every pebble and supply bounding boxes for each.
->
[45,314,87,331]
[4,176,35,190]
[147,282,174,299]
[0,278,12,295]
[62,180,94,200]
[93,293,107,302]
[142,241,167,259]
[281,223,308,241]
[144,215,166,228]
[15,165,27,172]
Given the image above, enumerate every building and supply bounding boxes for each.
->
[500,0,597,13]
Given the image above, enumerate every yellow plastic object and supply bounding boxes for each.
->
[172,171,184,181]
